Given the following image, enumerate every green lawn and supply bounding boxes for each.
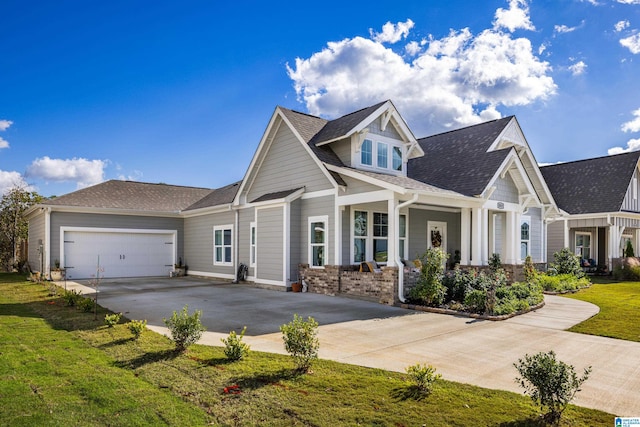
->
[1,274,613,426]
[563,277,640,342]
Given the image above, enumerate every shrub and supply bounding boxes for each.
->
[536,274,589,293]
[127,319,147,340]
[409,248,448,306]
[77,297,95,313]
[523,255,537,283]
[104,312,122,328]
[488,253,502,272]
[221,326,251,361]
[550,248,584,278]
[613,264,640,281]
[624,240,635,258]
[163,305,206,352]
[280,314,319,373]
[405,363,441,395]
[514,351,591,425]
[464,289,486,313]
[62,289,82,307]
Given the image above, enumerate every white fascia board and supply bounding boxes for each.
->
[245,188,305,209]
[337,190,396,206]
[41,205,183,218]
[324,164,407,194]
[314,101,393,147]
[180,204,234,218]
[484,150,541,205]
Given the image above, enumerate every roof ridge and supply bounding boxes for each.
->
[278,106,327,121]
[418,115,513,141]
[540,150,640,169]
[114,179,213,191]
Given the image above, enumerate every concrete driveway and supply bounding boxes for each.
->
[67,276,640,417]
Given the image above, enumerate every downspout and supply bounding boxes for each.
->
[234,206,239,278]
[44,207,51,279]
[396,194,419,303]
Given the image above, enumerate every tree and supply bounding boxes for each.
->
[0,186,43,271]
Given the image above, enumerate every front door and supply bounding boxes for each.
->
[427,221,447,252]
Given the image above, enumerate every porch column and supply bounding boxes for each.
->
[388,198,397,264]
[481,208,489,265]
[460,208,470,265]
[504,210,518,265]
[563,218,569,249]
[635,229,640,257]
[471,207,482,266]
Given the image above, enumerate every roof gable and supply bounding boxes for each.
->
[184,181,240,211]
[540,151,640,214]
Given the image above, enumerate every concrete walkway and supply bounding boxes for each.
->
[62,279,640,416]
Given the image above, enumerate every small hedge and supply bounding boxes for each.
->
[535,273,590,293]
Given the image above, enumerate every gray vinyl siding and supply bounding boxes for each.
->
[300,195,335,266]
[27,212,46,272]
[184,211,234,274]
[546,221,566,263]
[290,200,301,282]
[331,138,352,165]
[237,207,255,276]
[491,174,519,203]
[342,175,383,195]
[247,122,332,202]
[369,117,402,140]
[407,208,461,261]
[256,207,284,282]
[50,212,183,272]
[567,217,608,228]
[622,169,640,212]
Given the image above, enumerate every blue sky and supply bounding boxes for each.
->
[2,0,640,197]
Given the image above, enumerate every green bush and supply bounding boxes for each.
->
[549,248,584,278]
[624,240,635,258]
[104,312,122,328]
[221,326,251,361]
[405,363,441,395]
[488,253,502,272]
[613,264,640,281]
[280,314,319,373]
[163,305,206,352]
[409,248,448,306]
[61,289,82,307]
[77,297,95,313]
[514,351,591,425]
[523,255,537,283]
[127,319,147,340]
[464,289,486,313]
[536,274,590,293]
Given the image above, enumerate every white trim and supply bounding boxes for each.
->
[44,208,51,276]
[575,231,592,259]
[520,215,531,261]
[188,270,236,280]
[213,224,234,266]
[284,204,290,282]
[337,190,396,207]
[301,189,335,199]
[181,204,234,218]
[37,204,184,218]
[427,221,448,252]
[308,215,329,268]
[249,221,256,268]
[253,278,287,287]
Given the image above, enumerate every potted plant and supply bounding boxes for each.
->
[51,259,65,281]
[173,258,187,277]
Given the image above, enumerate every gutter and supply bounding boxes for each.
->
[395,193,419,303]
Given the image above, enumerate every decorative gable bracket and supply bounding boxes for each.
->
[355,128,370,153]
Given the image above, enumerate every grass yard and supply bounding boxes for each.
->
[1,274,613,426]
[563,277,640,342]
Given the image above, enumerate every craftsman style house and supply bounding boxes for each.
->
[541,151,640,271]
[26,100,561,301]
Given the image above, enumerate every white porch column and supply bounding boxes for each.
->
[504,210,518,265]
[563,218,569,249]
[635,229,640,257]
[481,208,489,265]
[471,207,482,266]
[460,208,470,265]
[388,198,397,264]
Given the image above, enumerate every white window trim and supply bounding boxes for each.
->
[399,213,408,261]
[351,209,407,264]
[213,224,234,266]
[575,231,592,260]
[249,221,256,268]
[308,216,328,268]
[520,216,531,260]
[356,134,406,175]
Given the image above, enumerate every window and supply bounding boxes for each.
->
[399,214,407,260]
[575,232,591,260]
[309,216,328,267]
[214,225,233,266]
[353,210,367,263]
[249,222,256,267]
[373,212,388,262]
[520,217,530,260]
[377,142,388,169]
[361,139,372,166]
[393,146,403,171]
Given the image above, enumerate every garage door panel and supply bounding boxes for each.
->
[64,230,175,279]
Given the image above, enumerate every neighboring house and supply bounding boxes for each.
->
[25,100,559,302]
[540,151,640,271]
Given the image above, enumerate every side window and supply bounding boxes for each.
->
[520,218,530,260]
[214,225,233,266]
[309,216,328,267]
[249,222,256,267]
[361,139,372,166]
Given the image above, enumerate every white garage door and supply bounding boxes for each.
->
[63,230,175,279]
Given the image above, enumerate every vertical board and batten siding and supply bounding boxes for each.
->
[183,210,235,275]
[490,174,519,204]
[289,200,301,282]
[622,168,640,212]
[237,208,255,276]
[246,121,332,202]
[300,195,335,267]
[546,221,566,263]
[256,207,284,282]
[407,208,461,261]
[49,212,183,271]
[27,211,46,272]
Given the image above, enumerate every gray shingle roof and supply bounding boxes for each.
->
[308,101,388,145]
[409,116,514,196]
[250,187,303,203]
[184,181,241,211]
[540,151,640,214]
[44,180,214,212]
[340,168,464,197]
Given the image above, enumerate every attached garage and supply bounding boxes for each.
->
[61,227,177,279]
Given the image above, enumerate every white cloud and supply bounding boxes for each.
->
[0,170,32,194]
[615,20,630,32]
[405,40,422,56]
[0,120,12,131]
[581,0,599,4]
[617,0,640,4]
[568,60,587,76]
[554,24,578,34]
[25,157,106,188]
[620,33,640,54]
[370,19,415,44]
[622,108,640,133]
[117,170,143,182]
[493,0,535,33]
[0,137,9,149]
[287,15,555,136]
[608,138,640,155]
[538,42,549,55]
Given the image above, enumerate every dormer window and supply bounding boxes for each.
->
[357,135,405,174]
